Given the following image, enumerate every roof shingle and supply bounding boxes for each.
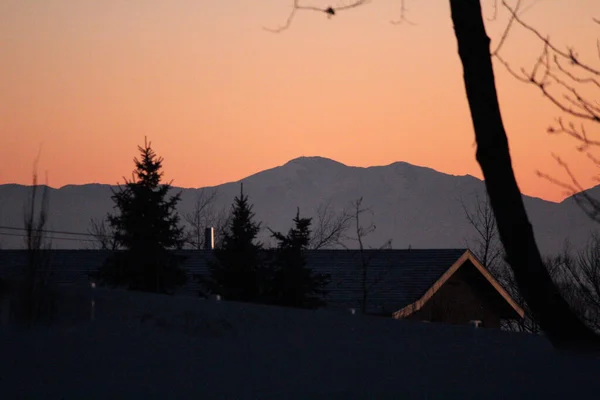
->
[0,249,467,314]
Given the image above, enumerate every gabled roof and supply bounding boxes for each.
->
[0,249,523,319]
[391,250,525,320]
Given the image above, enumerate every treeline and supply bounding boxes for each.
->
[91,139,335,309]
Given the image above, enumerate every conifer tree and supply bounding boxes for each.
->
[204,183,265,302]
[269,208,330,309]
[94,138,187,293]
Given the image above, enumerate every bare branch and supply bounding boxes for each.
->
[23,158,50,254]
[548,119,600,151]
[20,157,52,325]
[461,194,502,271]
[390,0,417,26]
[184,188,222,249]
[87,217,119,250]
[554,56,600,89]
[490,0,522,56]
[501,0,600,76]
[309,199,352,249]
[548,239,600,332]
[487,0,499,22]
[344,196,392,314]
[263,0,370,33]
[537,155,600,224]
[493,1,600,156]
[184,188,218,249]
[494,53,531,83]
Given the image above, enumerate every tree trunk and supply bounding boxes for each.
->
[449,0,600,352]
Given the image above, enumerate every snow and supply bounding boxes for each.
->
[1,287,599,399]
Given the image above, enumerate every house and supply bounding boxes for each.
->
[300,248,523,328]
[0,248,524,328]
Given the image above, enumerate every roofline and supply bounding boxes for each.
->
[392,249,525,320]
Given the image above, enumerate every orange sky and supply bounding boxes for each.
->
[1,0,598,202]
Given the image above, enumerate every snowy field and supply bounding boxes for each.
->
[1,287,600,399]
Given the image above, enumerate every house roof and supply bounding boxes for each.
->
[303,249,469,314]
[391,250,525,320]
[0,248,472,314]
[0,249,524,318]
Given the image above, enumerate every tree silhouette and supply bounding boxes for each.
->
[263,0,600,351]
[20,159,52,325]
[268,208,330,309]
[309,199,352,250]
[203,183,266,302]
[94,138,187,293]
[87,217,118,250]
[184,188,218,249]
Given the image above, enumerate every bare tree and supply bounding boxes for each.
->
[263,0,600,350]
[212,206,232,250]
[555,236,600,332]
[461,194,502,272]
[450,0,598,349]
[20,162,52,325]
[24,172,50,254]
[345,197,392,314]
[309,199,352,250]
[461,193,543,332]
[491,0,600,340]
[184,188,230,249]
[87,217,119,250]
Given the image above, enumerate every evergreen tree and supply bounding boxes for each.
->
[268,208,330,309]
[204,184,265,302]
[94,138,187,293]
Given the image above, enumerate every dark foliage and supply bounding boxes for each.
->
[267,208,330,309]
[203,184,267,302]
[93,138,187,293]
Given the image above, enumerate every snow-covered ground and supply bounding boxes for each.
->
[1,287,599,399]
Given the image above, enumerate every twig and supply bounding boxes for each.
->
[263,0,370,33]
[501,0,600,76]
[390,0,417,26]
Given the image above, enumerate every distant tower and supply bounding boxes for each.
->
[204,227,215,250]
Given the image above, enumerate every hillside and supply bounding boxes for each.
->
[0,287,599,398]
[0,156,598,255]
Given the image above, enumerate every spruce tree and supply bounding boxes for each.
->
[205,183,265,302]
[95,138,187,293]
[269,208,330,309]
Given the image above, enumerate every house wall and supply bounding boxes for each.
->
[407,268,501,328]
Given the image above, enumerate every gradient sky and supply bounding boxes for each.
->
[1,0,598,202]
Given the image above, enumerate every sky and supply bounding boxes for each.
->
[0,0,598,202]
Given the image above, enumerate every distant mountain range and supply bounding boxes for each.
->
[1,156,598,255]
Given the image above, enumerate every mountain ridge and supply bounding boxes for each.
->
[0,156,597,253]
[4,155,592,205]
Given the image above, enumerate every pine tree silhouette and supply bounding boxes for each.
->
[268,208,330,309]
[94,138,187,293]
[204,183,266,302]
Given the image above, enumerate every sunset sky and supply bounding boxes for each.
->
[1,0,598,202]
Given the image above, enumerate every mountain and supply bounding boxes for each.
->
[0,156,598,255]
